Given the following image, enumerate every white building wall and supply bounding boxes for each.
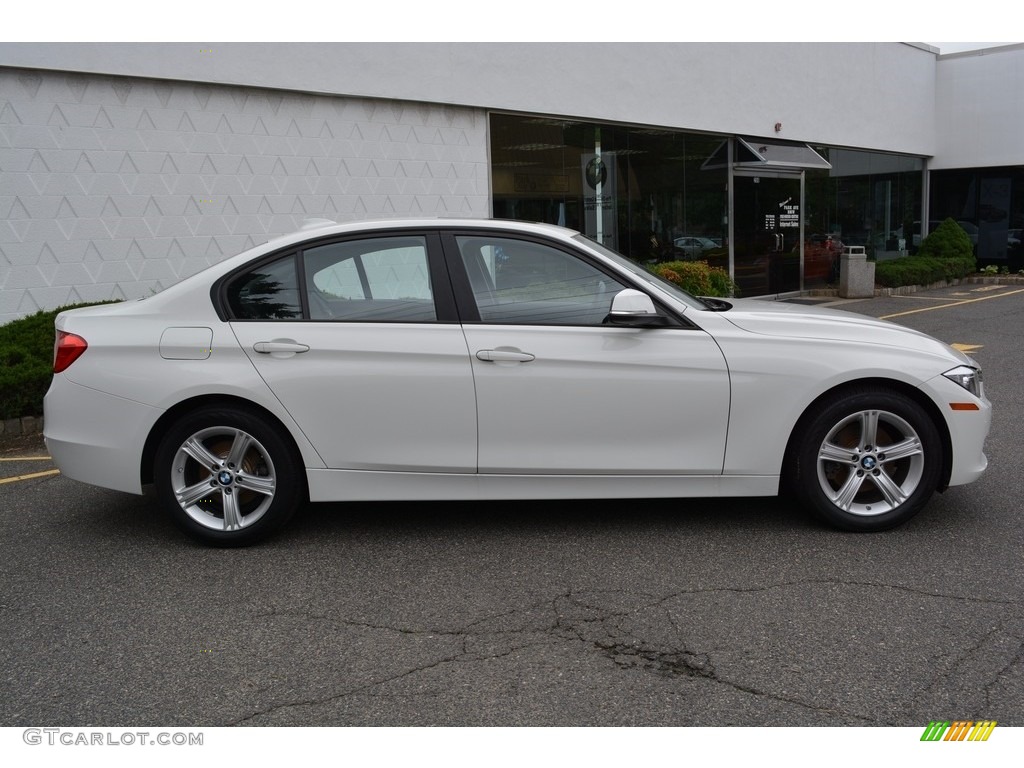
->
[932,44,1024,169]
[0,67,489,323]
[1,42,939,155]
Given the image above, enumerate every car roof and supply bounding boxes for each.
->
[264,217,580,250]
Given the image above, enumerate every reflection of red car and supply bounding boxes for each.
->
[801,236,841,285]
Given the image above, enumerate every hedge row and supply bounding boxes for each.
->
[874,254,977,288]
[648,260,737,297]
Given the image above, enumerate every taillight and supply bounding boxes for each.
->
[54,331,88,373]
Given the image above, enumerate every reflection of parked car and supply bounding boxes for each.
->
[673,236,720,259]
[907,221,937,248]
[801,235,842,285]
[1008,229,1021,247]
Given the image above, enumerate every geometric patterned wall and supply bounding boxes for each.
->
[0,67,490,323]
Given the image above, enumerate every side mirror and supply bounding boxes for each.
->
[608,289,669,327]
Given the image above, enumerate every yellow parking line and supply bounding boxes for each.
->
[880,288,1024,320]
[892,295,963,301]
[0,469,61,484]
[951,343,984,354]
[0,456,52,462]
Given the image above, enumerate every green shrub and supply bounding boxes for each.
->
[874,218,976,288]
[0,346,51,420]
[648,260,736,297]
[918,218,975,261]
[874,254,976,288]
[0,301,120,420]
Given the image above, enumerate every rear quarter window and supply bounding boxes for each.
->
[226,254,303,320]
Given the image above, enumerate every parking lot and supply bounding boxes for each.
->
[1,284,1022,727]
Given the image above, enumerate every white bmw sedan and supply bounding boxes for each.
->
[44,219,991,545]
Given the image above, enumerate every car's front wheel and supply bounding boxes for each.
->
[154,406,304,546]
[789,388,942,531]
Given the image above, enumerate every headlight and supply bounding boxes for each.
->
[943,365,984,398]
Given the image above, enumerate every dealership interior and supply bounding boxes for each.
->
[490,113,1022,296]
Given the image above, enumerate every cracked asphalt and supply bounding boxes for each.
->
[1,285,1021,727]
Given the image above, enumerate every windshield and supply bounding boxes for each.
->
[572,234,710,310]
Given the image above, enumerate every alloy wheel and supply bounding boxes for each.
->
[815,408,925,517]
[170,426,277,532]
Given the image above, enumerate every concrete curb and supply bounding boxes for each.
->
[803,274,1024,300]
[1,416,44,440]
[873,279,967,296]
[876,274,1024,295]
[962,275,1024,285]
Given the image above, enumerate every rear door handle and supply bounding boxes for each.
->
[476,349,535,363]
[254,340,310,355]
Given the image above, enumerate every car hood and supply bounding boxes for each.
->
[718,298,974,365]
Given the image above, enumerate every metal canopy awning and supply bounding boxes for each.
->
[701,138,832,171]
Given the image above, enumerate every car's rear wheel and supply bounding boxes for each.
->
[154,406,304,546]
[789,388,942,531]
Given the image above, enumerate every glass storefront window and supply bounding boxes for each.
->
[490,115,727,267]
[931,167,1024,268]
[806,148,923,266]
[490,114,926,296]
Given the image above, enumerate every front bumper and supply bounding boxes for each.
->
[922,372,991,487]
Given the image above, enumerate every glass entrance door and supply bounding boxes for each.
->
[732,173,802,296]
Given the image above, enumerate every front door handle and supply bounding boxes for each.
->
[254,339,310,355]
[476,349,535,363]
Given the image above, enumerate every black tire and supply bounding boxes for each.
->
[788,387,942,531]
[154,405,305,546]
